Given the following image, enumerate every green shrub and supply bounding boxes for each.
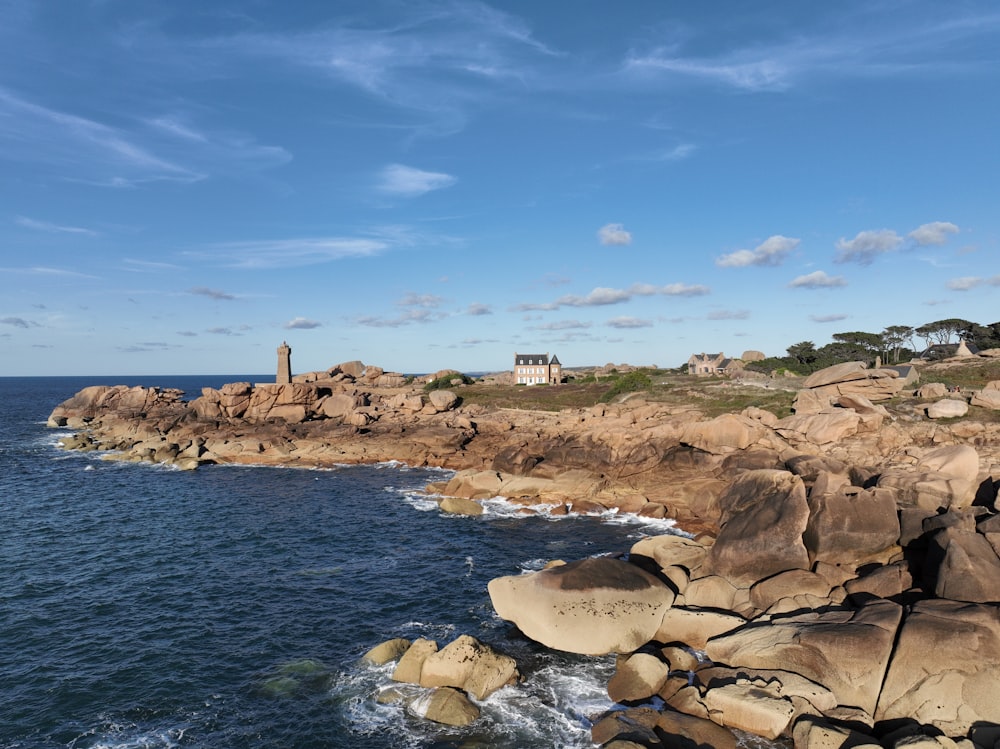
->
[599,370,652,402]
[423,373,474,391]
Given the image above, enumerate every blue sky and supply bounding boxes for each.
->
[1,1,998,376]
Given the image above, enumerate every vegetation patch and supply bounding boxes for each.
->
[423,373,474,392]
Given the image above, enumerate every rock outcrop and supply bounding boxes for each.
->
[487,557,675,655]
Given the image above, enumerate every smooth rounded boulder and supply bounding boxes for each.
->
[488,557,675,655]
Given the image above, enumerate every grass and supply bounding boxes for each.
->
[458,359,998,421]
[458,371,798,417]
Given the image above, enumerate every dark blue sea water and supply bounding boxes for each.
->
[0,376,684,749]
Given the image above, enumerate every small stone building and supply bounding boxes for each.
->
[687,352,743,377]
[514,352,561,385]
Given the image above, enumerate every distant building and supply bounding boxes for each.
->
[514,352,562,385]
[687,352,743,377]
[882,364,920,385]
[277,341,292,384]
[919,339,980,361]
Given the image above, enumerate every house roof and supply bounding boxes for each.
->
[920,342,981,360]
[549,354,561,365]
[515,353,550,365]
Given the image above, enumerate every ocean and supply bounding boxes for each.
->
[0,376,685,749]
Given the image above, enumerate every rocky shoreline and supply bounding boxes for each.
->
[47,359,1000,747]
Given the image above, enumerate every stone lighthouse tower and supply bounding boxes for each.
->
[276,341,292,384]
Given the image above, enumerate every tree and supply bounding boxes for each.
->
[786,341,817,366]
[916,318,975,347]
[830,331,882,364]
[881,325,915,363]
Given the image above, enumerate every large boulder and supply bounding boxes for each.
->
[972,385,1000,410]
[427,389,460,412]
[877,445,982,512]
[775,411,863,446]
[876,600,1000,738]
[803,488,900,566]
[418,635,518,700]
[409,687,480,726]
[802,362,870,389]
[679,413,770,455]
[607,653,670,703]
[926,528,1000,603]
[488,557,675,655]
[794,362,904,412]
[653,607,746,650]
[926,399,968,419]
[702,682,795,740]
[705,601,902,715]
[704,470,811,586]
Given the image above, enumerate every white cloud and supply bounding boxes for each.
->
[598,223,632,246]
[514,280,709,311]
[557,287,633,306]
[835,229,903,265]
[716,235,800,268]
[909,221,960,246]
[378,164,457,197]
[607,316,653,329]
[284,317,322,329]
[810,313,849,323]
[663,283,711,296]
[789,270,847,289]
[466,303,493,316]
[947,275,1000,291]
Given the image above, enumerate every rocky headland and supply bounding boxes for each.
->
[48,357,1000,748]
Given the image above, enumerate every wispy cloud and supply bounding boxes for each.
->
[513,281,710,312]
[377,164,457,197]
[0,87,203,186]
[598,223,632,246]
[707,309,750,320]
[789,270,847,289]
[466,303,493,316]
[355,309,441,328]
[206,327,242,336]
[530,320,592,331]
[188,286,236,301]
[835,229,903,265]
[118,342,180,353]
[204,4,560,135]
[194,236,394,269]
[1,316,34,328]
[0,88,289,188]
[716,235,800,268]
[947,275,1000,291]
[15,216,98,236]
[624,9,1000,92]
[284,317,322,329]
[398,292,444,308]
[909,221,959,246]
[123,258,183,273]
[811,313,849,323]
[0,265,101,279]
[607,316,653,329]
